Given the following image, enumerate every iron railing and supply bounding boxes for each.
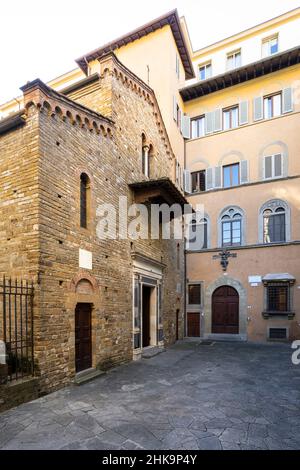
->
[0,277,34,381]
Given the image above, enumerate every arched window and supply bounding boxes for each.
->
[142,145,149,177]
[219,207,244,247]
[260,200,290,244]
[80,173,90,229]
[187,217,208,251]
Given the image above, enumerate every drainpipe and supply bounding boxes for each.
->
[183,136,187,338]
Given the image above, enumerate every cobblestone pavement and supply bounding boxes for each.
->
[1,341,300,450]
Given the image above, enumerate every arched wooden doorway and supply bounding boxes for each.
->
[212,286,239,334]
[75,303,92,372]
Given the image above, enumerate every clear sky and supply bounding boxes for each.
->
[1,0,300,104]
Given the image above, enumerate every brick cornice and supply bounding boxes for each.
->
[20,79,114,138]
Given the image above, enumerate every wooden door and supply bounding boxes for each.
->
[142,286,151,347]
[187,312,200,337]
[212,286,239,334]
[75,303,92,372]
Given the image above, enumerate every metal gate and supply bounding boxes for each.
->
[0,277,34,381]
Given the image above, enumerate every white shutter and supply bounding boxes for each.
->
[214,167,222,188]
[253,97,263,121]
[183,170,192,194]
[205,112,214,134]
[282,88,293,114]
[206,167,214,190]
[274,153,282,177]
[240,160,249,184]
[239,101,248,125]
[264,156,272,179]
[182,115,191,139]
[213,109,222,132]
[173,96,177,122]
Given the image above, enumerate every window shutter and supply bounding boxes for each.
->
[282,88,293,114]
[253,97,263,121]
[239,101,248,125]
[274,154,282,177]
[213,109,222,132]
[206,167,214,190]
[182,115,191,139]
[264,156,272,179]
[173,96,177,122]
[214,166,222,188]
[240,160,249,184]
[205,112,214,134]
[183,169,192,194]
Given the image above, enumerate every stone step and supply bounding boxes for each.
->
[74,368,106,385]
[142,347,166,359]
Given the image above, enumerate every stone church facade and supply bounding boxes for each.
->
[0,53,185,395]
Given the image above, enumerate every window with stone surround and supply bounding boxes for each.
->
[80,173,90,229]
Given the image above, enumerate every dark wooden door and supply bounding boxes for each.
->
[212,286,239,334]
[75,303,92,372]
[187,312,200,337]
[142,286,151,347]
[176,309,179,340]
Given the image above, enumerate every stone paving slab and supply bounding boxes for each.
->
[0,341,299,450]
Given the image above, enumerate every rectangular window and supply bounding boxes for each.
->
[191,170,206,193]
[191,116,205,139]
[188,284,201,305]
[223,163,240,188]
[227,50,241,70]
[199,62,212,81]
[222,219,241,247]
[177,104,181,129]
[262,36,279,58]
[223,106,238,130]
[264,154,283,180]
[264,93,282,119]
[176,54,180,79]
[267,283,289,312]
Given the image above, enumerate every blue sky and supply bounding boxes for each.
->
[0,0,299,103]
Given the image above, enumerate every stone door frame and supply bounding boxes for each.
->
[204,276,248,341]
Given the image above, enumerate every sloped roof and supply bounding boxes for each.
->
[76,9,194,79]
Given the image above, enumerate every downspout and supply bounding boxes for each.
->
[183,136,187,338]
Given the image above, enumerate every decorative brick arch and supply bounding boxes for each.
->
[204,276,248,340]
[69,271,99,293]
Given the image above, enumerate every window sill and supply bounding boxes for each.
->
[262,311,295,320]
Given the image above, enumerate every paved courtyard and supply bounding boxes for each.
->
[0,341,300,450]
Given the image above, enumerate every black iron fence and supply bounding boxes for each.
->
[0,277,34,381]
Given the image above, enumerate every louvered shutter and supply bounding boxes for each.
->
[239,101,248,125]
[206,167,214,190]
[282,88,293,114]
[214,167,222,188]
[214,109,222,132]
[183,170,192,194]
[274,154,282,177]
[205,112,214,134]
[240,160,249,184]
[253,97,263,121]
[182,115,191,139]
[264,156,272,179]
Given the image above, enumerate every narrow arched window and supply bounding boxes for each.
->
[80,173,90,228]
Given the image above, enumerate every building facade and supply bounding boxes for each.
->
[0,7,300,400]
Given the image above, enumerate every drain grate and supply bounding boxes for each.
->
[199,340,215,346]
